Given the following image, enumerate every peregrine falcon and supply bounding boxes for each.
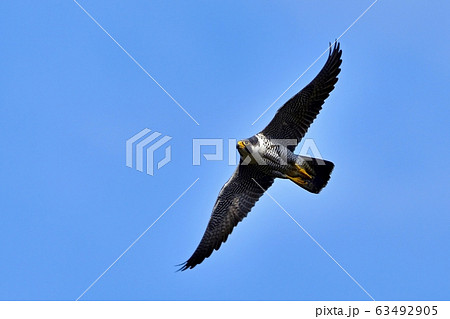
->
[180,42,342,270]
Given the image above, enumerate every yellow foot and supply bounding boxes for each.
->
[287,175,307,185]
[295,164,313,179]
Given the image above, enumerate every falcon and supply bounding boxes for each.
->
[179,42,342,270]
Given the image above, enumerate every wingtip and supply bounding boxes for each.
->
[175,262,189,272]
[176,260,199,272]
[328,40,341,57]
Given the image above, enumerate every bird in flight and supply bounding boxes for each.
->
[180,42,342,271]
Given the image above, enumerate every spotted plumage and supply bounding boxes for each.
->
[179,42,342,271]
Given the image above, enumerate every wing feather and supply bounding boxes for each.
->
[179,165,274,270]
[261,42,342,150]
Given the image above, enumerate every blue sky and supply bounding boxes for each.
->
[1,1,449,300]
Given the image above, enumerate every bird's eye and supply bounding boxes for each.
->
[244,141,249,145]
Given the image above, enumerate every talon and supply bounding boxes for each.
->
[295,164,312,179]
[287,176,307,185]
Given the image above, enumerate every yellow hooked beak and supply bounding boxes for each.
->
[237,140,246,149]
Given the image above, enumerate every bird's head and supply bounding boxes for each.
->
[236,136,259,158]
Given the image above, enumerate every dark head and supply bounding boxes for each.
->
[236,136,259,158]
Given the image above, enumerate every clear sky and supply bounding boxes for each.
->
[1,1,449,301]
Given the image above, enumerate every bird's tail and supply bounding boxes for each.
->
[287,155,334,194]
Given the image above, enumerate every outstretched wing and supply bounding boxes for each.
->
[261,42,342,151]
[179,165,274,271]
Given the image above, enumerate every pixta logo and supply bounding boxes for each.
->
[126,128,172,176]
[126,129,326,176]
[192,138,325,165]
